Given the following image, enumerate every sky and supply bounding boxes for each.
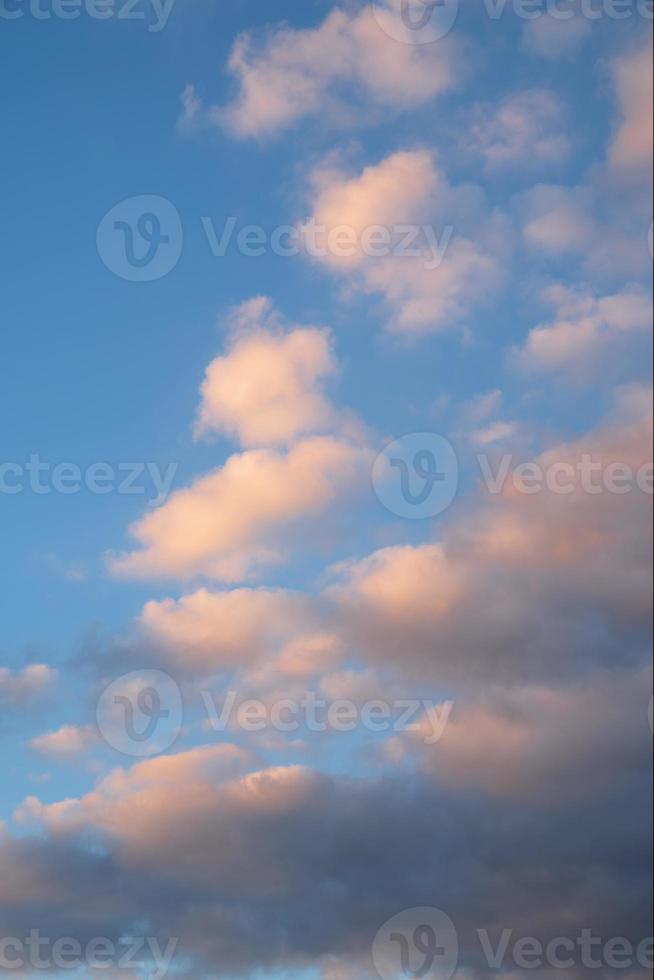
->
[0,0,653,978]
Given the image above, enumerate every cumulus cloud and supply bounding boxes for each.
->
[5,745,651,978]
[108,437,371,582]
[0,664,57,707]
[609,41,653,173]
[301,150,505,336]
[329,392,653,686]
[138,586,331,677]
[29,724,98,760]
[194,298,340,448]
[466,90,570,170]
[519,184,596,252]
[186,4,457,138]
[516,181,653,282]
[513,284,652,377]
[410,666,652,803]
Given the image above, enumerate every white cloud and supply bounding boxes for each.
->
[472,420,519,446]
[0,665,57,707]
[519,184,595,252]
[195,4,456,138]
[514,284,652,377]
[139,587,325,676]
[467,89,570,170]
[328,391,653,685]
[609,42,653,173]
[108,437,371,583]
[301,150,505,337]
[194,298,339,448]
[516,181,653,282]
[29,725,98,760]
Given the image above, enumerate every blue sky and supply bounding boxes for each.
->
[0,2,652,978]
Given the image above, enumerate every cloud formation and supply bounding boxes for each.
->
[187,4,456,138]
[0,664,57,708]
[301,150,505,336]
[6,742,652,978]
[194,298,340,448]
[109,436,370,582]
[467,89,570,170]
[514,284,652,377]
[609,42,653,173]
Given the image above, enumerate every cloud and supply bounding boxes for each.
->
[609,41,653,173]
[460,388,504,425]
[471,420,519,446]
[138,587,332,677]
[411,665,652,803]
[329,391,653,686]
[519,184,596,252]
[190,4,457,138]
[513,284,652,377]
[516,181,653,282]
[194,298,340,448]
[0,664,57,707]
[5,746,651,978]
[108,437,371,583]
[29,724,98,760]
[466,89,570,170]
[301,150,505,336]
